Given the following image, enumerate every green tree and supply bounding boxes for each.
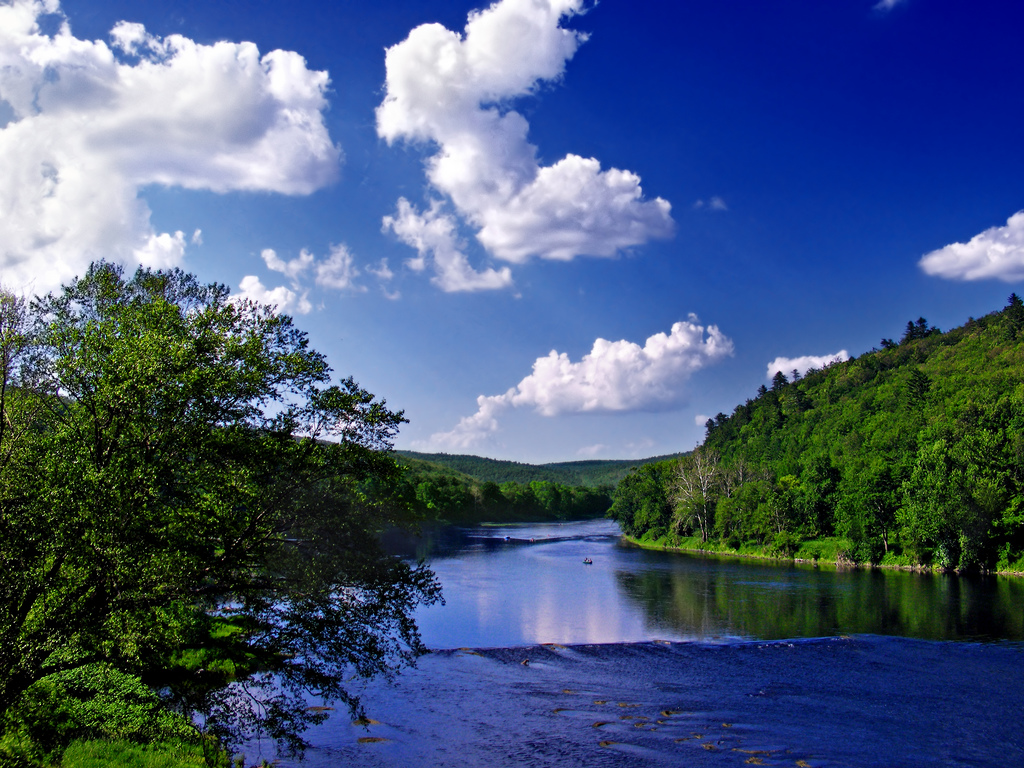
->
[905,368,931,408]
[609,462,674,539]
[901,317,939,344]
[837,461,901,562]
[615,298,1024,570]
[1005,293,1024,340]
[415,476,474,514]
[478,480,505,510]
[900,430,1008,569]
[796,454,838,538]
[0,264,440,759]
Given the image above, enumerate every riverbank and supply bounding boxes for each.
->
[622,533,1024,577]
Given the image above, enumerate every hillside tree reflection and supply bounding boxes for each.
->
[614,554,1024,642]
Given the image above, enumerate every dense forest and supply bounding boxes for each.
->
[397,451,685,487]
[393,454,613,523]
[610,298,1024,573]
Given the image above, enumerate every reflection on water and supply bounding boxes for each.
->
[401,519,1024,647]
[408,519,658,648]
[616,550,1024,642]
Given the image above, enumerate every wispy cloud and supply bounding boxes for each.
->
[366,258,401,299]
[377,0,673,292]
[0,0,339,293]
[262,248,315,285]
[693,196,728,211]
[232,276,312,316]
[237,243,373,312]
[315,244,366,292]
[918,211,1024,282]
[423,316,733,450]
[383,199,512,292]
[873,0,905,11]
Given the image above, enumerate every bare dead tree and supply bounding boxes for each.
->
[670,446,721,543]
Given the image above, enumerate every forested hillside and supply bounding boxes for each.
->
[610,298,1024,573]
[392,453,613,523]
[398,451,685,486]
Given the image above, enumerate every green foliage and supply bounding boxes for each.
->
[1005,293,1024,340]
[901,317,940,344]
[0,264,440,762]
[4,665,195,759]
[620,299,1024,572]
[608,462,675,539]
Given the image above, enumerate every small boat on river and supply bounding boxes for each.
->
[583,558,593,565]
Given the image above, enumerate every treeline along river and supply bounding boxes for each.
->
[263,520,1024,767]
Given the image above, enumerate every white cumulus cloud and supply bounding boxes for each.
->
[0,0,340,293]
[766,350,850,380]
[377,0,673,291]
[918,211,1024,282]
[425,317,733,450]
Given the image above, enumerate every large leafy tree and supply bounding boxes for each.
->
[609,462,674,539]
[0,264,440,757]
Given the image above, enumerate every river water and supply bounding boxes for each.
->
[267,519,1024,767]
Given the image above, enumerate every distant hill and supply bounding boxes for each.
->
[396,451,688,488]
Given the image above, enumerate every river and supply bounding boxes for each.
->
[266,519,1024,767]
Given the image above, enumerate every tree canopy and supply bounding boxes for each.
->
[0,264,440,764]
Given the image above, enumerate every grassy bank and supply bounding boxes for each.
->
[622,533,1024,576]
[0,737,247,768]
[60,740,209,768]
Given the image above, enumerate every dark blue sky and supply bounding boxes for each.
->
[4,0,1023,460]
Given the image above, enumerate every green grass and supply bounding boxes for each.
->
[60,740,208,768]
[793,537,855,562]
[624,533,1024,575]
[629,533,865,565]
